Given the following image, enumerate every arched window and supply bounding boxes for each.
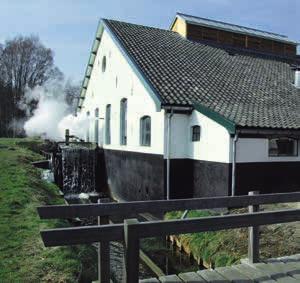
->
[102,56,107,73]
[191,125,201,142]
[94,108,99,144]
[86,111,90,142]
[105,105,111,145]
[120,98,127,145]
[140,116,151,146]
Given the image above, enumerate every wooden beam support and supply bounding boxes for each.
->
[124,219,140,283]
[37,192,300,219]
[248,191,260,263]
[98,198,111,283]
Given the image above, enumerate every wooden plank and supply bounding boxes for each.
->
[159,274,182,282]
[214,266,254,282]
[139,278,160,283]
[197,269,229,282]
[178,272,206,282]
[135,209,300,238]
[233,264,275,282]
[40,224,123,247]
[40,209,300,246]
[37,192,300,219]
[252,262,298,281]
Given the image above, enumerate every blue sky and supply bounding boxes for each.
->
[1,0,299,82]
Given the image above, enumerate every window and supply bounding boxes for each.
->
[101,56,107,73]
[140,116,151,146]
[120,99,127,145]
[94,108,99,144]
[105,105,111,144]
[269,138,298,157]
[86,111,90,142]
[191,125,201,142]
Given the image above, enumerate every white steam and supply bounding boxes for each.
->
[22,80,88,140]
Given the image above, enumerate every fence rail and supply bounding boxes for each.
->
[37,191,300,219]
[38,191,300,283]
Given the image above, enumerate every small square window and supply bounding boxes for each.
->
[191,125,201,142]
[269,138,298,157]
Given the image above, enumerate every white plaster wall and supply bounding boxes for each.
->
[81,29,165,155]
[236,138,300,163]
[166,111,231,163]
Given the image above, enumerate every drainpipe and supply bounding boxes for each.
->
[231,132,239,196]
[166,109,174,200]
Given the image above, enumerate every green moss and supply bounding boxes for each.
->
[0,138,97,282]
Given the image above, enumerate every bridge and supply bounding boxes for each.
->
[141,254,300,282]
[38,191,300,283]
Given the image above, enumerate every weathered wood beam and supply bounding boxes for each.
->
[41,224,123,247]
[37,192,300,219]
[40,209,300,247]
[134,209,300,238]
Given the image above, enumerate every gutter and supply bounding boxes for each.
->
[231,132,239,196]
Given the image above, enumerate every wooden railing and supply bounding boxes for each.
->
[38,191,300,283]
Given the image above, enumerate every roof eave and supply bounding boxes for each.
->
[193,102,236,134]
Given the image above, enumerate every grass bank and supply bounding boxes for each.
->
[165,208,299,268]
[0,138,97,283]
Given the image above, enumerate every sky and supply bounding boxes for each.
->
[0,0,299,82]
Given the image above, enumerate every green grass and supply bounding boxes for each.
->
[165,210,246,267]
[0,138,97,283]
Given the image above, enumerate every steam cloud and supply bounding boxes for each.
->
[22,80,89,140]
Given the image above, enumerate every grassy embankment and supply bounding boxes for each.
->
[165,207,299,268]
[0,138,97,283]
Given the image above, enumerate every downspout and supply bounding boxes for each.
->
[166,109,174,200]
[231,132,239,196]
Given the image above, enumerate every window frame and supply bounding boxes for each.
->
[268,137,298,157]
[191,125,201,142]
[140,116,151,147]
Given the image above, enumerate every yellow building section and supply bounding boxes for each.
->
[171,17,187,38]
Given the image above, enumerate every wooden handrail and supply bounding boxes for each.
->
[37,191,300,219]
[40,208,300,247]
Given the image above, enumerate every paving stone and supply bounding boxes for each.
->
[159,274,182,283]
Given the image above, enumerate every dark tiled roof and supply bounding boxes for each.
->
[104,19,300,129]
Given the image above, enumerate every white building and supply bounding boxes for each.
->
[77,13,300,201]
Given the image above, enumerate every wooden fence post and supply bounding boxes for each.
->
[98,198,111,283]
[123,218,140,283]
[248,191,260,263]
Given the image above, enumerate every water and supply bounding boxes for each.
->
[60,144,97,194]
[41,169,54,183]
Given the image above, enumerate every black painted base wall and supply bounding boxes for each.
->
[235,162,300,195]
[103,149,165,201]
[102,150,230,201]
[100,149,300,201]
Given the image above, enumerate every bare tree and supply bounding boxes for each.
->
[0,35,62,97]
[64,80,81,113]
[0,35,62,137]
